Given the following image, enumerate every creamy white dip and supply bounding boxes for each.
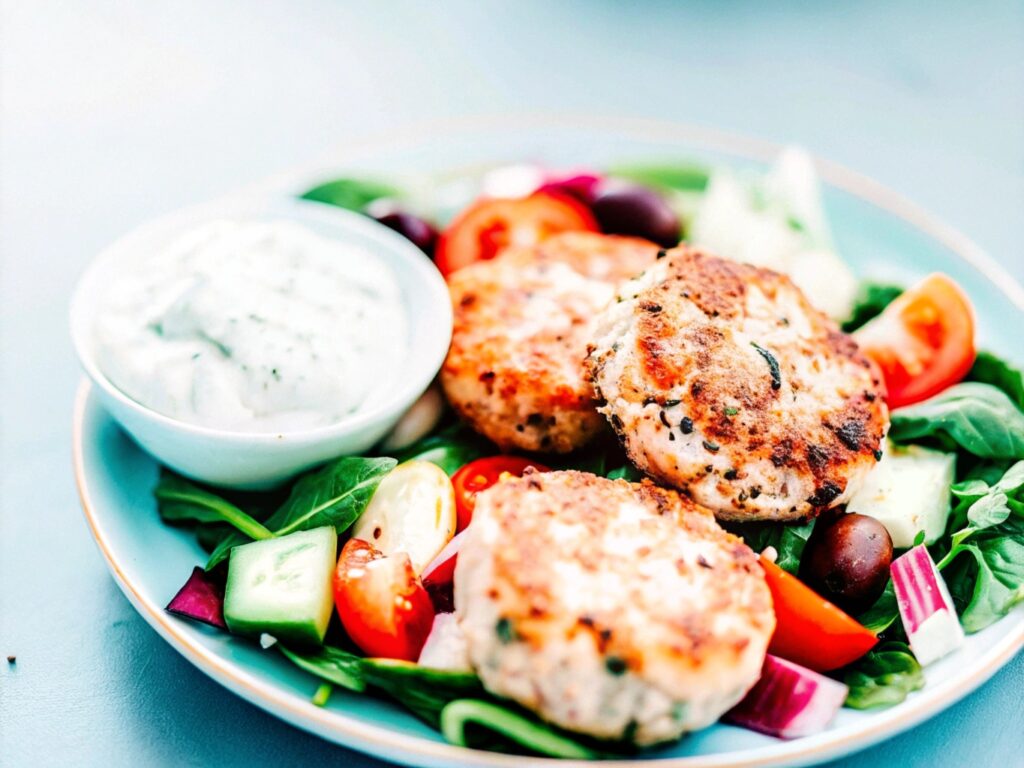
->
[94,219,408,432]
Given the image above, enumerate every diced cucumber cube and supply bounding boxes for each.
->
[846,441,955,548]
[223,526,338,646]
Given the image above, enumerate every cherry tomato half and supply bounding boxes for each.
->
[760,556,878,672]
[854,273,975,409]
[451,456,551,531]
[333,538,435,661]
[434,192,598,277]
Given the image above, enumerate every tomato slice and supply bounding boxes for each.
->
[854,274,976,409]
[434,192,598,277]
[451,456,551,531]
[333,538,435,661]
[760,556,877,672]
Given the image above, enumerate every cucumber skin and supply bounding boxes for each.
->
[223,527,338,646]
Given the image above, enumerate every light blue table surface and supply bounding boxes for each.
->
[2,2,1022,765]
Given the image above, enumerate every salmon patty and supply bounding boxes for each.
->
[454,470,774,745]
[586,247,889,522]
[441,232,660,453]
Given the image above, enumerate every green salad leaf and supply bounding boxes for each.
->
[944,463,1023,547]
[966,351,1024,410]
[856,580,900,635]
[394,422,494,476]
[842,642,924,709]
[942,532,1024,632]
[265,456,396,536]
[276,645,600,757]
[155,472,273,542]
[362,658,484,726]
[440,699,601,759]
[300,177,397,212]
[278,644,481,725]
[205,456,396,569]
[279,644,366,693]
[933,461,1024,632]
[889,383,1024,460]
[607,162,710,193]
[728,519,816,574]
[841,282,903,332]
[606,463,643,482]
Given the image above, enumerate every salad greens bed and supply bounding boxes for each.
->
[156,341,1024,754]
[156,423,620,758]
[150,167,1024,758]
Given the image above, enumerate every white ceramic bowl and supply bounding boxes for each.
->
[70,194,452,489]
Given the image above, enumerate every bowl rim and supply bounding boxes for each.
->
[68,195,453,444]
[73,114,1024,768]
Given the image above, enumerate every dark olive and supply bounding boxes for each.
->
[590,184,681,248]
[374,211,439,256]
[800,512,893,614]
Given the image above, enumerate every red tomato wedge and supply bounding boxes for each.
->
[421,528,468,591]
[854,274,976,409]
[434,192,598,277]
[451,456,551,532]
[333,539,434,661]
[760,556,877,672]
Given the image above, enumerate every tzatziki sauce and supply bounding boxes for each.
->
[94,219,409,432]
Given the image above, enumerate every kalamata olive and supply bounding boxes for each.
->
[590,184,681,248]
[800,512,893,614]
[374,211,439,256]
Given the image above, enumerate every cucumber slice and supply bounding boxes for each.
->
[223,526,338,646]
[846,441,955,548]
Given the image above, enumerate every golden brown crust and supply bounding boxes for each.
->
[441,233,660,452]
[473,469,774,673]
[587,246,889,521]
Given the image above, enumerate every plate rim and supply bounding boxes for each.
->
[73,116,1024,768]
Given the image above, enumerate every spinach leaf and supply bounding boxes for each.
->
[966,351,1024,410]
[728,519,816,574]
[362,659,483,726]
[300,178,397,212]
[440,699,600,759]
[195,522,235,553]
[206,456,396,569]
[277,644,481,726]
[155,472,273,542]
[962,460,1014,487]
[842,641,924,709]
[856,580,900,635]
[607,162,710,193]
[840,283,903,332]
[560,450,608,476]
[266,456,396,536]
[889,383,1024,460]
[394,423,493,476]
[942,534,1024,632]
[277,643,600,757]
[279,644,366,693]
[606,463,643,482]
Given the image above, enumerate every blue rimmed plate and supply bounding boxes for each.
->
[73,117,1024,768]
